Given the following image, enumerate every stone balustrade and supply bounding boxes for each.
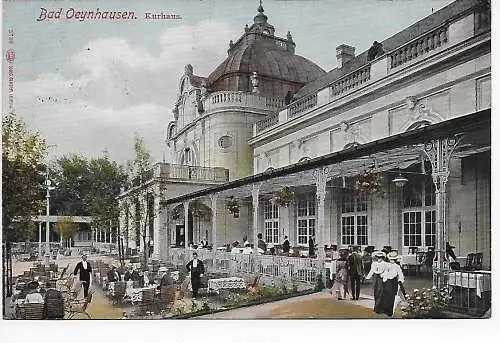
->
[330,64,371,97]
[389,24,449,69]
[204,91,285,113]
[165,164,229,182]
[288,93,318,119]
[255,112,279,133]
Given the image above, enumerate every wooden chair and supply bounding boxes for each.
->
[408,246,418,254]
[66,292,93,319]
[20,302,45,320]
[473,253,483,270]
[463,253,475,271]
[160,286,177,312]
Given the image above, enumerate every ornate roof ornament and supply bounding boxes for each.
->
[254,0,268,24]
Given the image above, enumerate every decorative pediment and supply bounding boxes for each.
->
[401,96,444,132]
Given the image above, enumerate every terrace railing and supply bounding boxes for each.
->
[168,248,324,287]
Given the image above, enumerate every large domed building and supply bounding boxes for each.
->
[207,4,325,98]
[166,3,326,180]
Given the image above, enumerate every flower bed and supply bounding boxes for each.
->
[170,288,317,319]
[401,287,452,319]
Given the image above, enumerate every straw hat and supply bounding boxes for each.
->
[373,251,386,258]
[158,267,168,273]
[387,251,399,260]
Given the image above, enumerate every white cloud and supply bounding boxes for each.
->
[14,20,239,164]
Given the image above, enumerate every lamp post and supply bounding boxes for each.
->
[44,174,55,265]
[38,210,42,260]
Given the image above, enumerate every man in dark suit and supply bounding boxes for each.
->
[186,252,204,299]
[73,254,92,297]
[347,246,363,300]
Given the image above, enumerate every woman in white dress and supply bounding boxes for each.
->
[380,251,404,317]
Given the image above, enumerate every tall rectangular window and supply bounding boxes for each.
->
[402,176,436,248]
[264,202,279,244]
[341,191,368,246]
[296,195,316,246]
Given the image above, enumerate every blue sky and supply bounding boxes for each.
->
[2,0,453,164]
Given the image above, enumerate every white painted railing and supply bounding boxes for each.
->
[168,248,324,286]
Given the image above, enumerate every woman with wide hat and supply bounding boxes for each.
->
[380,251,404,317]
[365,251,387,313]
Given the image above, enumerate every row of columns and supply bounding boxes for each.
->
[138,137,458,290]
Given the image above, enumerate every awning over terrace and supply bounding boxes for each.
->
[164,109,489,204]
[162,109,490,288]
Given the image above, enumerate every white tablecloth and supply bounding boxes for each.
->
[454,256,467,266]
[448,271,491,298]
[400,254,424,266]
[124,285,157,303]
[207,277,246,292]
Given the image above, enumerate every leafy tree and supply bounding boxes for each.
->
[50,154,127,249]
[56,216,77,248]
[125,135,157,266]
[2,114,47,242]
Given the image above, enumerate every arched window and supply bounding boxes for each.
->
[181,147,194,166]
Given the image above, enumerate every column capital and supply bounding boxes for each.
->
[422,134,463,189]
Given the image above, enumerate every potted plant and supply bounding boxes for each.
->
[354,170,385,197]
[271,186,295,207]
[226,198,240,218]
[400,287,452,319]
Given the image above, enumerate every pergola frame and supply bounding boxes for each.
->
[162,109,490,287]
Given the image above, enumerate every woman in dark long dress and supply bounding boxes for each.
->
[380,251,404,317]
[365,251,387,313]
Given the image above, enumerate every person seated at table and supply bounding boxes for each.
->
[257,233,267,254]
[25,282,44,304]
[123,267,132,282]
[231,241,241,254]
[131,269,140,282]
[446,242,457,261]
[158,267,174,290]
[242,242,253,254]
[107,265,121,283]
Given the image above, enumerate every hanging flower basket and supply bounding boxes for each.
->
[355,171,385,197]
[271,186,295,207]
[226,198,240,218]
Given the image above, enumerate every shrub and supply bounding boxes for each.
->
[401,287,452,319]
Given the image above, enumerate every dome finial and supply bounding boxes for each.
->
[258,0,264,13]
